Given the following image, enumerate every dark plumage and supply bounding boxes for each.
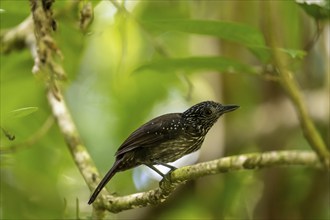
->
[88,101,239,204]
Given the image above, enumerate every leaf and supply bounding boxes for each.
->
[142,20,266,46]
[297,1,330,20]
[141,20,307,63]
[8,107,38,119]
[249,46,307,59]
[142,20,270,61]
[134,57,256,75]
[279,48,307,59]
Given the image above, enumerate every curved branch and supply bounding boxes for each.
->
[265,2,330,168]
[102,150,321,213]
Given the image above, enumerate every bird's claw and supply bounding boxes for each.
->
[159,169,175,189]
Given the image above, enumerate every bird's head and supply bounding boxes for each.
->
[182,101,239,134]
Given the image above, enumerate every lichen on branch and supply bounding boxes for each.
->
[103,150,321,213]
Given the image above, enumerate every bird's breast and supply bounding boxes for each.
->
[140,133,205,164]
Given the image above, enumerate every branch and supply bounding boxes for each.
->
[27,1,109,218]
[0,1,84,52]
[102,150,321,213]
[46,91,100,189]
[265,2,330,168]
[0,15,35,54]
[1,1,109,218]
[46,89,110,218]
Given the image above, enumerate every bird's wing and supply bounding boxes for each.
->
[115,113,182,157]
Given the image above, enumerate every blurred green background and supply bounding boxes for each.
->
[0,0,329,219]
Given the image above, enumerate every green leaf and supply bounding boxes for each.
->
[8,107,38,119]
[279,48,307,59]
[141,20,307,63]
[297,1,330,20]
[249,46,307,59]
[142,20,266,46]
[141,20,270,62]
[134,57,256,75]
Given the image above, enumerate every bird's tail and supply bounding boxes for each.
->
[88,159,122,204]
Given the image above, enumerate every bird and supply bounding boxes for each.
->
[88,101,239,204]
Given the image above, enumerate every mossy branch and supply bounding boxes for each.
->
[27,1,108,218]
[103,150,321,213]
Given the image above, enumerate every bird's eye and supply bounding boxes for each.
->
[205,108,213,115]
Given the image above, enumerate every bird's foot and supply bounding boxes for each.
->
[159,168,177,190]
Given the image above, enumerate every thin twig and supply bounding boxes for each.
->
[304,20,324,52]
[0,116,54,154]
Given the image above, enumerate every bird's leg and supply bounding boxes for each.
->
[153,161,178,188]
[145,164,165,177]
[155,161,177,171]
[145,162,177,189]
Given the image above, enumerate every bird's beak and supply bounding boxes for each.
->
[221,104,240,113]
